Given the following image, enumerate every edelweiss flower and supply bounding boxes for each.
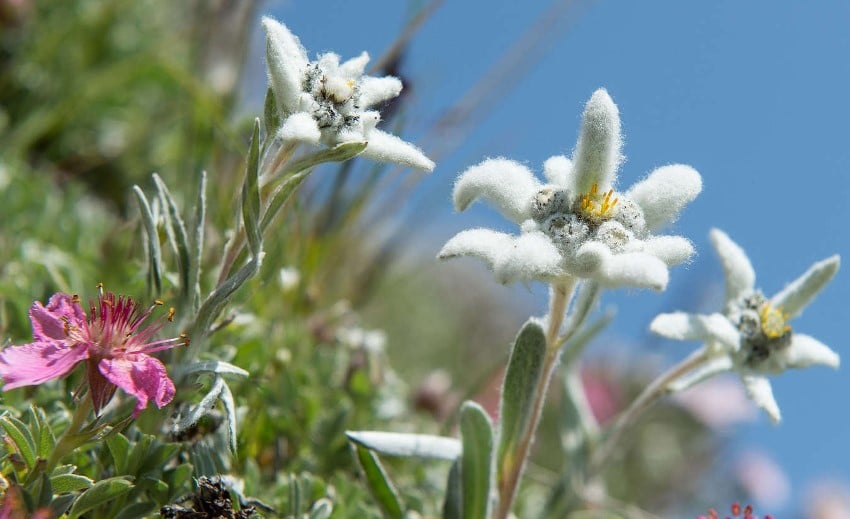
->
[438,89,701,289]
[0,288,188,416]
[262,17,434,171]
[651,229,840,422]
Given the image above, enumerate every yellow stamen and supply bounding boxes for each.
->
[167,307,176,322]
[154,300,164,306]
[578,183,619,221]
[759,303,791,339]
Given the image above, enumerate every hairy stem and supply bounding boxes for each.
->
[587,347,709,477]
[495,278,576,519]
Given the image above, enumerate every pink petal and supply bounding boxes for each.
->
[30,293,86,342]
[99,354,175,416]
[0,341,88,390]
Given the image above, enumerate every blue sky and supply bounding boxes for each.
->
[257,1,850,513]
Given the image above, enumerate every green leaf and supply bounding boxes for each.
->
[442,460,462,519]
[345,431,460,460]
[189,171,207,312]
[354,445,404,519]
[31,406,55,460]
[153,173,191,302]
[309,497,333,519]
[125,434,154,476]
[133,186,163,297]
[260,141,367,233]
[219,379,239,453]
[242,119,262,257]
[163,463,193,501]
[497,319,546,483]
[66,477,133,519]
[460,402,494,519]
[263,86,280,135]
[174,360,250,378]
[0,414,37,469]
[106,434,130,474]
[50,473,93,494]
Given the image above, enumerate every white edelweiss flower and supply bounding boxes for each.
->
[650,228,840,423]
[262,17,434,171]
[438,88,702,290]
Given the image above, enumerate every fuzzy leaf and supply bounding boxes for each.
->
[190,171,207,311]
[105,434,131,474]
[175,360,250,378]
[460,402,494,519]
[219,379,239,453]
[133,186,163,297]
[354,445,404,519]
[50,473,93,494]
[153,174,191,301]
[263,86,280,135]
[31,406,55,460]
[497,319,546,483]
[175,376,225,433]
[0,414,36,469]
[243,119,263,257]
[66,477,133,519]
[309,498,334,519]
[345,431,460,461]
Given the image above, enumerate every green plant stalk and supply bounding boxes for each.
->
[45,396,93,474]
[494,278,576,519]
[586,346,710,479]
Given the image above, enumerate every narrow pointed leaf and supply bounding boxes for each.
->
[175,376,225,433]
[309,498,333,519]
[345,431,460,460]
[106,434,130,474]
[497,319,546,482]
[153,174,191,302]
[50,473,93,494]
[242,119,263,257]
[174,360,250,378]
[460,402,494,519]
[442,460,462,519]
[133,186,162,296]
[354,445,404,519]
[219,379,239,453]
[190,171,207,311]
[263,86,280,135]
[0,415,36,469]
[31,406,55,460]
[67,477,133,519]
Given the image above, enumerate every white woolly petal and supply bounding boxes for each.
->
[543,155,572,187]
[339,51,370,78]
[452,158,542,224]
[779,334,840,370]
[358,129,434,172]
[667,356,734,392]
[492,231,564,284]
[438,228,513,266]
[574,241,668,291]
[709,228,756,304]
[277,113,321,144]
[770,255,840,318]
[317,52,341,74]
[741,374,781,424]
[626,164,702,231]
[650,312,740,351]
[359,76,403,108]
[642,235,695,266]
[263,17,309,115]
[571,89,622,195]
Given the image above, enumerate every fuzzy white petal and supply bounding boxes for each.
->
[452,158,542,223]
[642,235,695,266]
[262,17,308,115]
[492,231,564,283]
[779,333,840,370]
[626,164,702,231]
[438,228,513,265]
[317,52,341,74]
[770,255,840,318]
[741,375,781,424]
[650,312,740,351]
[571,89,622,195]
[277,113,321,144]
[357,129,434,171]
[668,355,734,392]
[339,51,370,78]
[709,228,756,304]
[574,241,668,291]
[543,155,572,187]
[359,77,403,108]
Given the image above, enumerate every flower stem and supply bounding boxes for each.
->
[495,278,576,519]
[587,347,709,477]
[45,395,93,474]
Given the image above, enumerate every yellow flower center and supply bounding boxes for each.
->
[759,303,790,339]
[579,183,619,222]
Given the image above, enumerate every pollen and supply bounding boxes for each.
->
[167,307,176,322]
[578,183,619,222]
[759,303,791,339]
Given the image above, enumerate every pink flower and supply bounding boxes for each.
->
[0,288,187,416]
